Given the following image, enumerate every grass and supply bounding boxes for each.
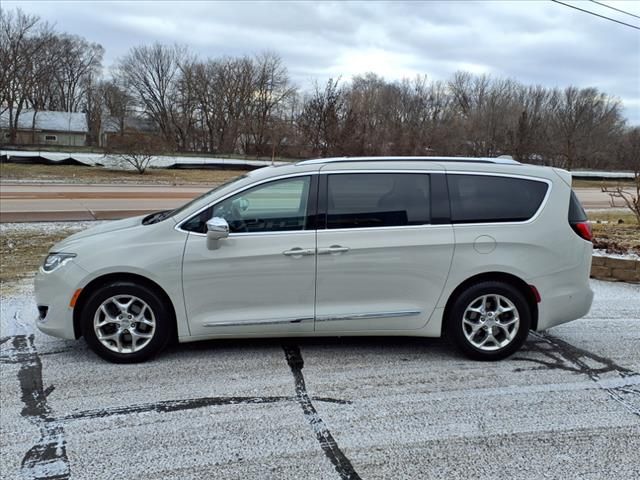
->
[0,228,78,296]
[0,162,245,185]
[588,211,640,255]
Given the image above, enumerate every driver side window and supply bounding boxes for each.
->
[182,176,312,234]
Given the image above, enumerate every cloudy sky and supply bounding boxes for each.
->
[7,0,640,123]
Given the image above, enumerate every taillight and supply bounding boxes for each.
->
[571,222,593,242]
[568,191,591,242]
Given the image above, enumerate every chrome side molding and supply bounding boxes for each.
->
[204,317,314,328]
[316,310,421,322]
[203,310,420,327]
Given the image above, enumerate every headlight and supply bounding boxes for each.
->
[42,253,76,272]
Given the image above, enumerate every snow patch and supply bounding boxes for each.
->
[0,221,108,235]
[593,249,640,261]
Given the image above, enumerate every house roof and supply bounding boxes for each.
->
[0,110,88,133]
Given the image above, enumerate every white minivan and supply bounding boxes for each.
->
[35,157,594,363]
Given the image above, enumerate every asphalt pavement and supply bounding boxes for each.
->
[0,184,207,222]
[0,183,622,222]
[1,279,638,480]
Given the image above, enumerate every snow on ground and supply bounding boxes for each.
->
[0,280,639,479]
[1,253,638,479]
[0,220,107,235]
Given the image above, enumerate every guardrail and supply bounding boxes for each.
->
[0,149,288,169]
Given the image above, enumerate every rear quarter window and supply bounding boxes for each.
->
[568,190,588,223]
[447,174,548,223]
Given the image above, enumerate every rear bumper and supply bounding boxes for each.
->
[536,284,594,330]
[531,258,594,331]
[529,238,594,331]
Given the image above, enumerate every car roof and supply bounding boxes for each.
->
[296,156,520,166]
[244,155,561,185]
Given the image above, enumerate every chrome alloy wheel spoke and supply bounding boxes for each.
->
[462,294,520,352]
[93,295,156,354]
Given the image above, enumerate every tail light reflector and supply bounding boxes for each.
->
[571,222,593,242]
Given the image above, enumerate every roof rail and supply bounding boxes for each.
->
[296,156,520,166]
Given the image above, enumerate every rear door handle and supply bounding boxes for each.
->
[317,245,350,255]
[282,247,316,257]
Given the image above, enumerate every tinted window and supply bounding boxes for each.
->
[568,190,588,223]
[182,176,311,233]
[326,173,430,229]
[448,174,548,223]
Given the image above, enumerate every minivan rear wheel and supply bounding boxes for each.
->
[446,281,531,361]
[81,281,171,363]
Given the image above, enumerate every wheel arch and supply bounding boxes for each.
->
[73,272,178,340]
[442,271,539,334]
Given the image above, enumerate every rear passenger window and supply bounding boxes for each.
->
[326,173,430,229]
[448,175,548,223]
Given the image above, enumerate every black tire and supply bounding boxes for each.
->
[445,281,531,361]
[81,281,173,363]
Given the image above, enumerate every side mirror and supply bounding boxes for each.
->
[206,217,229,249]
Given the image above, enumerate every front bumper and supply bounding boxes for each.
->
[34,261,88,339]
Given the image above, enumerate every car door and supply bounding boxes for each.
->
[181,174,318,337]
[315,167,454,333]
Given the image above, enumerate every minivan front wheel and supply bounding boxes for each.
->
[81,282,171,363]
[446,281,531,361]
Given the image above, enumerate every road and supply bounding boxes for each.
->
[0,183,208,222]
[1,279,638,479]
[0,183,622,222]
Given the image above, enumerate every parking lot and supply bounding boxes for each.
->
[1,279,639,480]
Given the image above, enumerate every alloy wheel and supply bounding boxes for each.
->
[93,295,156,354]
[462,294,520,351]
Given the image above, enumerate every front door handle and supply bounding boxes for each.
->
[283,247,315,257]
[317,245,350,255]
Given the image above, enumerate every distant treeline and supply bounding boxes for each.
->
[1,8,638,170]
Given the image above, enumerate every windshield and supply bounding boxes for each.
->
[165,174,249,220]
[143,174,249,225]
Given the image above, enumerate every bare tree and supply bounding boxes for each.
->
[52,34,104,112]
[116,43,191,149]
[519,86,549,162]
[448,72,521,157]
[104,130,168,174]
[298,78,347,156]
[172,59,199,151]
[602,128,640,224]
[549,86,624,170]
[100,80,133,133]
[0,9,56,143]
[245,52,296,156]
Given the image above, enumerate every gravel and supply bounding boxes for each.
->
[1,280,638,480]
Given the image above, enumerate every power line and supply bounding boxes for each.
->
[589,0,640,21]
[550,0,640,30]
